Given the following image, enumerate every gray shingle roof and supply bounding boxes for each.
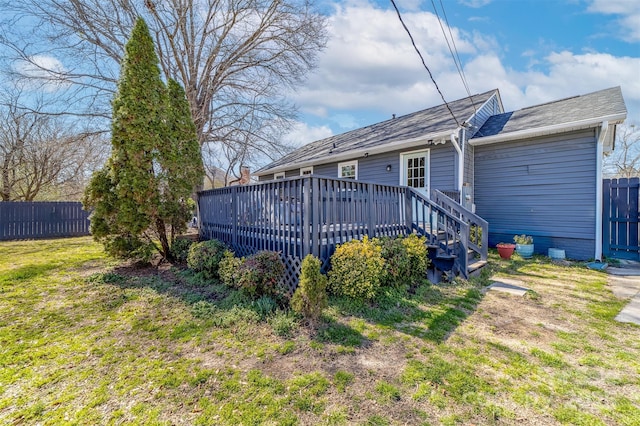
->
[257,89,498,174]
[472,86,627,139]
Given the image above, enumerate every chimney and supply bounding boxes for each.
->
[239,165,250,185]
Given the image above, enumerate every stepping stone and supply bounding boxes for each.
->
[487,277,530,296]
[615,296,640,325]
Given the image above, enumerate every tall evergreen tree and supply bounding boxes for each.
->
[84,18,203,261]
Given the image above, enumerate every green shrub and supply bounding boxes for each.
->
[376,234,428,288]
[328,236,385,300]
[170,237,193,263]
[236,251,287,301]
[376,237,407,288]
[218,250,243,288]
[187,239,227,279]
[400,234,429,284]
[291,255,328,325]
[104,234,154,263]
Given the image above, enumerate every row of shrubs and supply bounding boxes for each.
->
[174,233,430,324]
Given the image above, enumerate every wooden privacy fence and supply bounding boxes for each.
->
[198,176,488,291]
[603,177,640,260]
[0,201,91,241]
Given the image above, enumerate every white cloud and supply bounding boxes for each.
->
[13,55,68,92]
[587,0,630,14]
[293,1,484,117]
[283,122,333,146]
[458,0,492,8]
[292,0,639,134]
[462,51,640,122]
[393,0,423,12]
[587,0,640,42]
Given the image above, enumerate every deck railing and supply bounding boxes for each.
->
[198,176,478,290]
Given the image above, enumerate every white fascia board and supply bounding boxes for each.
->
[254,130,454,177]
[468,113,627,146]
[595,121,608,261]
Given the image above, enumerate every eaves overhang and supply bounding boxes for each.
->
[255,129,455,177]
[468,113,627,146]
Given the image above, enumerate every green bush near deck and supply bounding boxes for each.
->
[291,254,328,325]
[377,234,429,288]
[236,251,287,302]
[218,250,243,288]
[187,239,227,279]
[170,237,194,263]
[328,236,385,301]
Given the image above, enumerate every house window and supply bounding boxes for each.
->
[274,172,285,180]
[406,156,426,189]
[300,166,313,176]
[338,160,358,179]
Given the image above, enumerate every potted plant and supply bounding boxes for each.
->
[496,242,516,259]
[514,234,534,259]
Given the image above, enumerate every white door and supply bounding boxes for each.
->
[401,150,429,197]
[401,150,431,229]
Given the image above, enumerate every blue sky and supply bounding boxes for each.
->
[283,0,640,145]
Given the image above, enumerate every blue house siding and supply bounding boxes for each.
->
[474,130,597,260]
[463,94,502,199]
[429,145,456,191]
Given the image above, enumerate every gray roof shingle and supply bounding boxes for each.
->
[257,89,498,174]
[472,86,627,139]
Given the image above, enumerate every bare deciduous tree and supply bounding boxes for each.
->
[0,0,327,174]
[0,90,108,201]
[604,123,640,178]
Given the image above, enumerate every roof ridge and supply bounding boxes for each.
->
[517,86,620,112]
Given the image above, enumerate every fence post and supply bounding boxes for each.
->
[367,183,375,237]
[231,186,238,247]
[602,179,611,258]
[303,177,311,257]
[403,189,412,234]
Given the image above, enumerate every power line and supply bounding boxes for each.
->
[389,0,460,127]
[435,0,477,114]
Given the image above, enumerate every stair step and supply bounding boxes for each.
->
[467,260,488,277]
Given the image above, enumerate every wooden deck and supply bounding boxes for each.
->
[198,176,488,290]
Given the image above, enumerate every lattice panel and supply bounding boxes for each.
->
[226,241,302,294]
[282,255,302,295]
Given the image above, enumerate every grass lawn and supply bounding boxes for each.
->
[1,237,639,425]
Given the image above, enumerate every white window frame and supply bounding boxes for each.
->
[399,149,430,196]
[273,172,285,180]
[338,160,358,179]
[300,166,313,176]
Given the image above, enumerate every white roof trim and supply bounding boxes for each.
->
[255,129,453,176]
[465,91,503,127]
[469,112,627,146]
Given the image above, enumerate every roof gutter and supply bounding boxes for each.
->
[468,113,626,146]
[255,129,454,177]
[450,129,463,193]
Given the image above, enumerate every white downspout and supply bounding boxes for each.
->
[451,130,463,195]
[595,121,608,261]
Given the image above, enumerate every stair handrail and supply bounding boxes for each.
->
[432,189,488,262]
[405,187,470,278]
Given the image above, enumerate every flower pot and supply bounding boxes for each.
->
[496,243,516,259]
[515,243,534,259]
